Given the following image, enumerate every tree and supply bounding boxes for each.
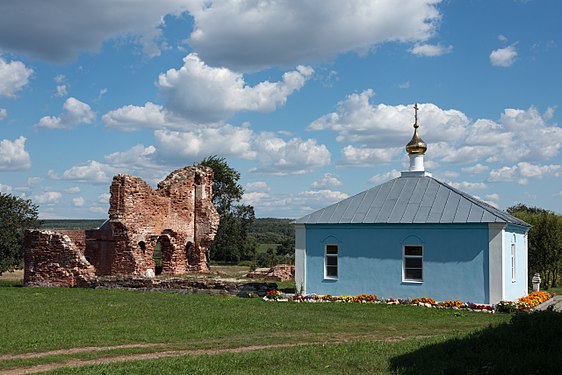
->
[508,204,562,288]
[195,156,256,262]
[197,155,244,215]
[0,193,41,274]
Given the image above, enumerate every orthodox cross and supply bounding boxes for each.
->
[413,103,419,129]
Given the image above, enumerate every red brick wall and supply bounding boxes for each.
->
[24,230,96,287]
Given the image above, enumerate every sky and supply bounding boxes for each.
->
[0,0,561,219]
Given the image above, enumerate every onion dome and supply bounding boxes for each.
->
[405,103,427,155]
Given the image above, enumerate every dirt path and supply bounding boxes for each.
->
[0,341,323,374]
[0,343,163,361]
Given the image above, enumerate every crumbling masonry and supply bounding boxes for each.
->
[24,166,220,287]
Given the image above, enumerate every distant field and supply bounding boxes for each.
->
[256,243,279,254]
[41,219,106,230]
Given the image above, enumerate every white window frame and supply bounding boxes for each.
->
[324,244,338,280]
[511,243,516,282]
[403,245,423,283]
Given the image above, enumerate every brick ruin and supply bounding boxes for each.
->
[24,166,220,287]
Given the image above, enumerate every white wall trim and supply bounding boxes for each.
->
[294,224,306,295]
[488,223,505,304]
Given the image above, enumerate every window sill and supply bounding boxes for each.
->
[323,277,338,281]
[402,279,423,284]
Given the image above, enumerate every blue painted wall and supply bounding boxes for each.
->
[503,224,528,301]
[304,223,491,303]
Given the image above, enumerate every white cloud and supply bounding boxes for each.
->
[299,190,349,202]
[0,108,6,120]
[309,91,468,147]
[485,193,499,201]
[494,106,562,161]
[339,145,402,166]
[249,189,349,217]
[489,162,561,184]
[98,193,111,204]
[34,191,62,205]
[447,181,487,190]
[55,85,68,97]
[187,0,442,71]
[103,102,168,131]
[242,191,270,206]
[155,125,256,161]
[89,206,107,214]
[59,160,115,183]
[251,133,331,175]
[99,88,108,96]
[54,74,65,84]
[104,144,159,169]
[0,58,33,97]
[245,181,270,192]
[311,173,342,190]
[490,44,517,67]
[37,97,95,129]
[27,177,42,186]
[462,163,490,175]
[64,186,81,194]
[474,195,499,209]
[368,169,401,185]
[158,53,313,122]
[0,183,12,193]
[398,81,410,89]
[0,1,189,62]
[72,197,85,207]
[442,170,459,179]
[410,43,452,56]
[0,136,31,170]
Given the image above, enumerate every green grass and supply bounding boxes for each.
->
[41,311,562,374]
[45,339,437,374]
[0,286,510,373]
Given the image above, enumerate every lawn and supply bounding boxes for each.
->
[1,273,560,374]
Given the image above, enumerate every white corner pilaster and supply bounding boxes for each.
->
[295,224,307,295]
[488,223,505,304]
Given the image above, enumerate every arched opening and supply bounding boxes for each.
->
[153,242,163,275]
[138,241,146,254]
[186,241,194,267]
[156,235,175,275]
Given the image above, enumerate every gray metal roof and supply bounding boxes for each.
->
[296,173,530,226]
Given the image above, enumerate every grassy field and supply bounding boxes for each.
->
[1,271,560,374]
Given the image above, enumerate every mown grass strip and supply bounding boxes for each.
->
[0,287,508,355]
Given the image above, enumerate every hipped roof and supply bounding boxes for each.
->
[296,174,530,227]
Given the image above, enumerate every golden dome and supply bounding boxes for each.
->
[405,104,427,155]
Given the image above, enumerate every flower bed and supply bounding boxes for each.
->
[264,290,553,313]
[495,291,552,313]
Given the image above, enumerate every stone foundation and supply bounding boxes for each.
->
[246,264,295,281]
[24,165,220,287]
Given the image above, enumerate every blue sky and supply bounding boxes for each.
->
[0,0,561,219]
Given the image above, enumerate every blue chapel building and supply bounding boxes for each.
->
[295,106,530,304]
